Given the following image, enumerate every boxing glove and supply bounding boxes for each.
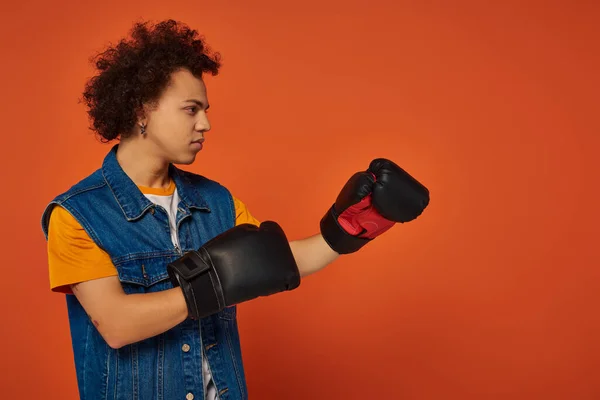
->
[167,221,301,320]
[320,158,430,254]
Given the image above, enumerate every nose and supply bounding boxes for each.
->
[195,112,211,133]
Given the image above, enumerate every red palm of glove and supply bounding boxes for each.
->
[337,194,395,239]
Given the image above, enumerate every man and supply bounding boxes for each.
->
[41,19,429,400]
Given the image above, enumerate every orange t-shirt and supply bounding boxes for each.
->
[47,180,260,294]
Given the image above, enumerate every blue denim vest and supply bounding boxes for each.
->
[41,145,248,400]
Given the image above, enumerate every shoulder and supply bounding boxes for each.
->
[231,196,261,227]
[46,205,90,242]
[51,168,107,204]
[41,168,106,238]
[48,204,80,228]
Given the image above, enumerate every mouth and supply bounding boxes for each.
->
[190,138,204,151]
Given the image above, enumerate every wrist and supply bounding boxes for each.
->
[171,286,191,322]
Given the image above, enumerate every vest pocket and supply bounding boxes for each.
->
[114,256,177,293]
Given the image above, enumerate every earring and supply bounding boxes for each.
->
[140,124,146,135]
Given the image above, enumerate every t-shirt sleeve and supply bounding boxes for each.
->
[46,205,118,294]
[232,196,261,227]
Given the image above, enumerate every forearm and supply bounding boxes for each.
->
[289,233,339,277]
[111,288,189,347]
[73,282,188,349]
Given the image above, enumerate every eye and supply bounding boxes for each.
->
[185,106,198,114]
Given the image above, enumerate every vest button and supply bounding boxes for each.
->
[186,393,194,400]
[182,344,190,352]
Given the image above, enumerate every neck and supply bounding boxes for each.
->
[115,139,172,189]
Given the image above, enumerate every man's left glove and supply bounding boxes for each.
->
[168,221,301,320]
[320,158,430,254]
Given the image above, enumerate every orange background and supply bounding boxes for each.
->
[1,1,599,399]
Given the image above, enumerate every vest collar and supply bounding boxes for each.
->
[101,144,210,221]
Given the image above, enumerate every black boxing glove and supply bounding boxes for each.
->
[167,221,301,320]
[320,158,430,254]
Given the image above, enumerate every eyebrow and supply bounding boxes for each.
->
[184,99,210,110]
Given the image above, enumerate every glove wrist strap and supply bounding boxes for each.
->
[168,250,224,320]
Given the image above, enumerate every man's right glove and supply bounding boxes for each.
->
[167,221,301,320]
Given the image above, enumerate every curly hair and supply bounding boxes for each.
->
[81,19,222,142]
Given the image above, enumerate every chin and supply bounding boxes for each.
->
[172,154,198,165]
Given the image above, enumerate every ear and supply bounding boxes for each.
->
[135,105,146,125]
[137,99,160,124]
[131,106,145,136]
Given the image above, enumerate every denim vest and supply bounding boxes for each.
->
[41,145,248,400]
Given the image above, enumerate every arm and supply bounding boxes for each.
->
[72,231,334,349]
[289,234,339,278]
[71,277,188,349]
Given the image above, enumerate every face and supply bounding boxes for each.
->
[142,68,211,164]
